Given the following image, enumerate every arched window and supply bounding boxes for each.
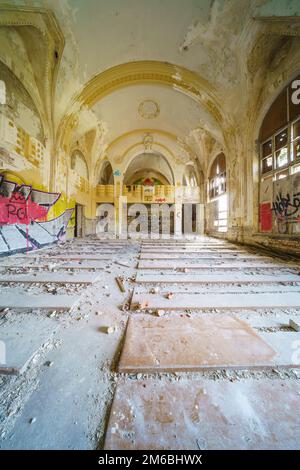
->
[182,164,198,187]
[99,161,114,185]
[260,75,300,179]
[259,75,300,235]
[208,153,226,200]
[207,153,227,233]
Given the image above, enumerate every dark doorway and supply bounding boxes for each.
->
[182,203,197,233]
[75,204,84,238]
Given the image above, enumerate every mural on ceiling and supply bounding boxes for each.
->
[0,175,73,255]
[132,177,163,186]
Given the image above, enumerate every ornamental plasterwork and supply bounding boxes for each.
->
[138,99,160,119]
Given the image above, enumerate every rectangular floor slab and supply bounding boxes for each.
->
[0,292,80,310]
[135,272,300,284]
[0,263,105,271]
[14,254,113,261]
[141,240,235,244]
[131,290,300,310]
[134,285,300,295]
[118,315,278,373]
[12,249,128,258]
[141,249,247,254]
[0,315,57,374]
[104,379,300,450]
[0,272,100,284]
[140,253,270,260]
[141,247,238,252]
[141,240,226,244]
[138,260,292,270]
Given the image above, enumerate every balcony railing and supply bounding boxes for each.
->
[96,184,114,202]
[122,185,175,203]
[95,184,201,203]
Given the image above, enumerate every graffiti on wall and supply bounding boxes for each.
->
[272,191,300,234]
[260,173,300,234]
[0,176,73,255]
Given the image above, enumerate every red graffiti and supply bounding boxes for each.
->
[260,202,272,232]
[155,198,166,203]
[0,191,48,225]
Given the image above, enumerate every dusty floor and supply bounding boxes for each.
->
[0,236,299,450]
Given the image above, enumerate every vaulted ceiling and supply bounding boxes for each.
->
[2,0,300,179]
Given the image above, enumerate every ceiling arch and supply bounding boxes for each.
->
[56,61,226,150]
[123,152,175,185]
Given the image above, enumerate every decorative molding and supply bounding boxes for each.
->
[143,133,154,150]
[138,99,160,119]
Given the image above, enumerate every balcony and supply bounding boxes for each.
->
[123,185,175,204]
[95,184,201,204]
[96,184,114,202]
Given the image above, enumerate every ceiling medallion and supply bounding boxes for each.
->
[138,100,160,119]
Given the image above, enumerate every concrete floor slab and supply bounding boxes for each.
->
[104,379,300,450]
[140,247,239,252]
[131,290,300,310]
[140,253,270,260]
[137,261,296,271]
[135,272,300,284]
[0,292,80,310]
[0,263,105,271]
[0,315,57,374]
[15,255,113,261]
[134,284,300,295]
[0,273,100,284]
[118,315,277,373]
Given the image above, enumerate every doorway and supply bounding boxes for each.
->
[75,204,84,238]
[182,203,197,234]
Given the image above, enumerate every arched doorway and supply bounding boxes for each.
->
[123,152,175,235]
[70,150,89,237]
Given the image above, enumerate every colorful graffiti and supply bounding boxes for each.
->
[0,190,48,225]
[0,176,73,255]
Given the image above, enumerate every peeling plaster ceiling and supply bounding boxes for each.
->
[4,0,300,176]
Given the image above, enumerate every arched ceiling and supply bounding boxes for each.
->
[3,0,300,182]
[92,83,221,145]
[53,0,250,157]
